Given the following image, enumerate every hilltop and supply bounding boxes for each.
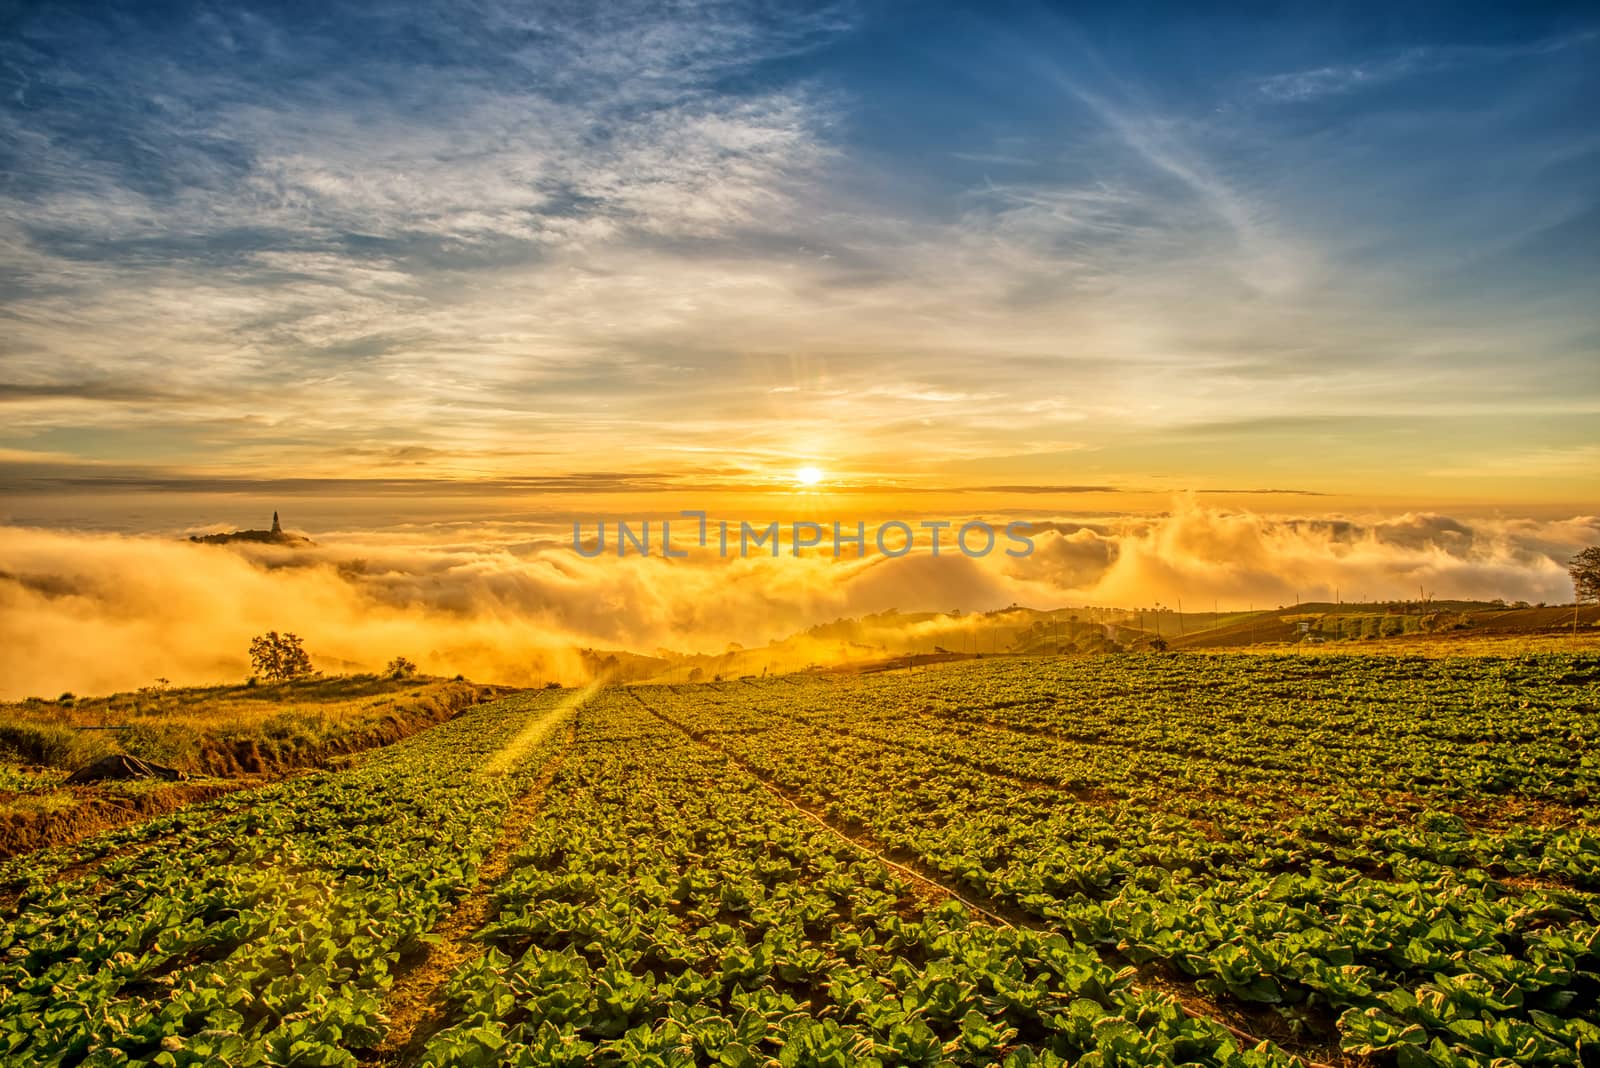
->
[188,510,313,547]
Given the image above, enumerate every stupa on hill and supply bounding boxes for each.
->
[189,511,313,547]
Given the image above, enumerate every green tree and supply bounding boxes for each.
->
[385,655,418,679]
[249,631,314,683]
[1570,546,1600,604]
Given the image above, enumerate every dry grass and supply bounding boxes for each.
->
[0,674,519,776]
[0,673,522,860]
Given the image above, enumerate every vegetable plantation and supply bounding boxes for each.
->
[2,653,1597,1067]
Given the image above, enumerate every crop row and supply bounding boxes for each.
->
[639,654,1600,1066]
[0,690,574,1067]
[418,690,1300,1068]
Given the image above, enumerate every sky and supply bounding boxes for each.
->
[1,2,1598,694]
[1,0,1595,514]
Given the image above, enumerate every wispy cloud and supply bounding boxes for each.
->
[1257,31,1598,101]
[1430,444,1600,480]
[0,4,1593,506]
[1256,52,1426,102]
[949,151,1038,166]
[1066,88,1311,295]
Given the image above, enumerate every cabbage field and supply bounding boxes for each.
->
[2,653,1597,1067]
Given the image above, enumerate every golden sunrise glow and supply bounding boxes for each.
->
[0,0,1595,707]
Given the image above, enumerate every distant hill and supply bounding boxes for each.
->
[632,598,1600,682]
[188,511,313,547]
[1166,600,1600,650]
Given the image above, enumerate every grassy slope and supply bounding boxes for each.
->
[1167,601,1600,650]
[0,674,519,858]
[2,675,513,773]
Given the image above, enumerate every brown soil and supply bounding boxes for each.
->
[0,781,247,861]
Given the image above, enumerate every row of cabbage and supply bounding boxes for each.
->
[0,691,572,1067]
[419,691,1302,1068]
[637,654,1600,1066]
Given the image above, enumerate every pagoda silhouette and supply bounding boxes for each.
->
[189,511,311,547]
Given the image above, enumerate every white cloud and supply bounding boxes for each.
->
[1256,33,1598,102]
[0,5,1594,498]
[1,502,1591,697]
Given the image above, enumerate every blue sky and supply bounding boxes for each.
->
[1,0,1596,510]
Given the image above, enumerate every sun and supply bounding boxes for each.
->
[795,465,825,487]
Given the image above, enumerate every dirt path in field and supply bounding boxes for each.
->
[360,705,582,1068]
[631,690,1351,1068]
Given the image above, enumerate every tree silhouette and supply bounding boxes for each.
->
[249,631,314,682]
[1571,546,1600,604]
[385,655,418,679]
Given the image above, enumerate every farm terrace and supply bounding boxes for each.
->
[3,652,1597,1064]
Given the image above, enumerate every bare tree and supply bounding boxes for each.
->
[249,631,314,683]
